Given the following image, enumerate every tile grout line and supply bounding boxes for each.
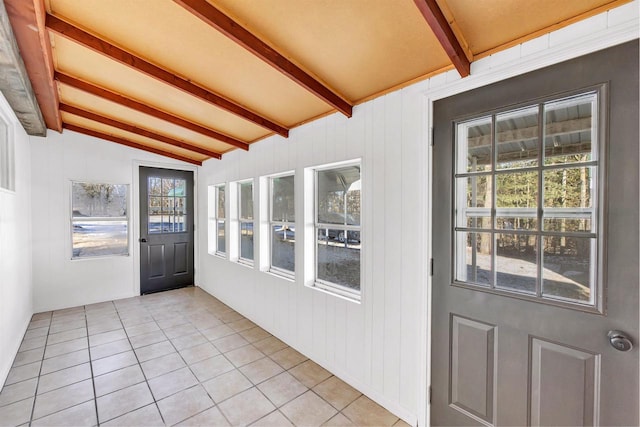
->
[85,304,101,426]
[27,310,52,425]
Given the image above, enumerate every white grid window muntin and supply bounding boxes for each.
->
[314,161,362,299]
[269,173,295,277]
[238,180,254,264]
[453,91,601,309]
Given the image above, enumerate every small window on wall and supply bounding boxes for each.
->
[315,162,361,299]
[208,184,226,255]
[71,182,129,259]
[147,177,187,233]
[270,174,295,276]
[238,180,254,264]
[0,116,14,191]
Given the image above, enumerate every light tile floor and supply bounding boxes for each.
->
[0,287,411,427]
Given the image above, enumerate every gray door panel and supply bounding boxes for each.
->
[140,167,194,294]
[432,41,638,426]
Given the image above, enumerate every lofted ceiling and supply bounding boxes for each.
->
[2,0,631,165]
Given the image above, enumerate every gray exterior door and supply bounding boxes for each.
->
[431,41,638,426]
[139,167,194,294]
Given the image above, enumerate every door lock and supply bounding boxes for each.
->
[608,330,633,352]
[139,238,147,243]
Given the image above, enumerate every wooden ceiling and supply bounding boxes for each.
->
[3,0,630,165]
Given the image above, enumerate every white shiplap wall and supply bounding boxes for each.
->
[197,81,429,424]
[197,2,638,425]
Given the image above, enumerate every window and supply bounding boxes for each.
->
[315,162,361,298]
[238,180,254,264]
[454,91,601,308]
[0,115,14,191]
[71,182,129,259]
[208,184,226,255]
[147,177,187,233]
[269,174,295,276]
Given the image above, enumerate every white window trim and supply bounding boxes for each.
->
[208,183,227,257]
[70,180,130,260]
[267,171,295,279]
[0,111,15,193]
[237,179,254,267]
[310,159,362,302]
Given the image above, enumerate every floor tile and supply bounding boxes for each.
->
[202,370,252,403]
[189,354,235,382]
[239,357,283,385]
[0,378,37,407]
[269,347,307,370]
[44,337,88,359]
[46,327,87,346]
[341,395,399,426]
[217,311,244,324]
[28,319,51,330]
[393,418,413,427]
[31,400,96,426]
[163,323,198,339]
[101,403,164,427]
[24,327,49,340]
[134,340,175,362]
[176,406,229,426]
[157,385,214,426]
[148,367,198,400]
[227,318,256,333]
[0,397,34,426]
[119,315,154,329]
[41,349,89,375]
[225,345,265,367]
[253,336,288,355]
[212,334,250,354]
[201,324,234,341]
[94,365,145,397]
[280,391,337,427]
[289,360,332,388]
[155,315,188,330]
[129,331,167,349]
[257,372,308,407]
[12,347,45,367]
[96,382,154,424]
[31,312,52,322]
[88,319,123,336]
[89,329,127,348]
[217,387,275,426]
[239,326,271,343]
[252,410,294,427]
[49,319,86,335]
[141,352,185,379]
[32,379,94,420]
[90,339,132,361]
[18,335,47,352]
[125,321,161,338]
[178,342,220,365]
[37,363,92,394]
[313,376,361,410]
[171,332,208,351]
[323,412,355,426]
[4,361,41,386]
[91,350,138,376]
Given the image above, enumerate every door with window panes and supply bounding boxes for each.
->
[431,42,638,426]
[139,167,194,294]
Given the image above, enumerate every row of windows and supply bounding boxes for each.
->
[208,160,362,300]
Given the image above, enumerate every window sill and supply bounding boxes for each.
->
[237,259,254,269]
[310,281,361,304]
[266,269,295,283]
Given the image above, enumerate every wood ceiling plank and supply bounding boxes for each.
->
[413,0,471,77]
[59,103,221,159]
[174,0,352,118]
[1,0,52,135]
[46,13,289,138]
[55,72,248,151]
[63,123,202,166]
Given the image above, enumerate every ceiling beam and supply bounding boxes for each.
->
[174,0,353,118]
[55,72,249,151]
[413,0,470,77]
[63,123,202,166]
[46,14,289,138]
[59,103,222,159]
[0,0,47,135]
